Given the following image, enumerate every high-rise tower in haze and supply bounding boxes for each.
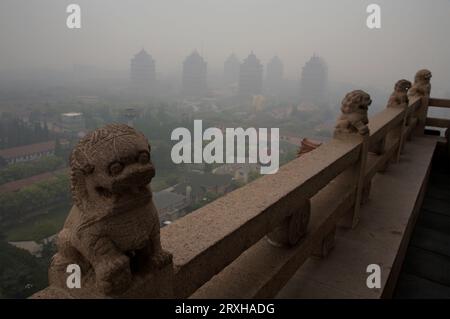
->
[130,49,156,91]
[238,52,263,97]
[224,54,240,85]
[265,56,284,95]
[182,51,208,97]
[300,54,328,107]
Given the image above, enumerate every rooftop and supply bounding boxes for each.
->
[153,190,186,210]
[0,141,57,159]
[173,172,233,196]
[0,168,67,193]
[61,112,82,117]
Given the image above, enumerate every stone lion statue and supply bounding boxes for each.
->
[49,123,172,295]
[408,69,432,99]
[334,90,371,136]
[387,79,411,108]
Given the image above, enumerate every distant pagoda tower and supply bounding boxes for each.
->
[238,52,263,97]
[130,49,156,91]
[300,54,328,107]
[224,53,240,85]
[265,56,284,95]
[182,51,208,97]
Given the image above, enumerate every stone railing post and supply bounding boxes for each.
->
[32,124,174,299]
[266,139,321,247]
[414,95,430,136]
[334,90,371,229]
[408,69,432,136]
[370,136,388,173]
[351,136,369,227]
[385,79,413,163]
[396,110,409,163]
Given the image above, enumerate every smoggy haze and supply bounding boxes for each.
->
[0,0,450,91]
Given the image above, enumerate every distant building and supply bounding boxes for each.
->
[252,95,266,112]
[265,56,284,95]
[183,162,206,173]
[0,168,67,193]
[9,240,44,257]
[270,105,294,119]
[173,172,233,204]
[182,51,208,97]
[300,54,328,107]
[213,162,260,183]
[76,96,99,105]
[60,112,85,132]
[130,49,156,91]
[0,141,60,164]
[120,107,139,127]
[9,234,56,258]
[224,53,240,85]
[153,189,188,225]
[238,52,263,97]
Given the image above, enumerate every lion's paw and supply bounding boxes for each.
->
[96,255,131,295]
[150,250,172,269]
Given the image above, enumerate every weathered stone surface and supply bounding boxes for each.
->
[387,79,412,108]
[408,69,432,99]
[334,90,371,136]
[162,137,361,298]
[189,136,438,299]
[266,200,311,247]
[277,136,438,299]
[33,263,174,299]
[297,138,322,157]
[267,138,321,247]
[47,123,172,297]
[313,226,336,258]
[30,75,447,300]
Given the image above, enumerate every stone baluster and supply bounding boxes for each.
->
[334,90,371,229]
[266,139,322,247]
[385,79,413,162]
[408,69,432,136]
[313,226,336,258]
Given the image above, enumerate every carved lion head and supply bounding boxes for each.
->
[414,69,432,83]
[394,79,412,93]
[70,124,155,214]
[341,90,372,115]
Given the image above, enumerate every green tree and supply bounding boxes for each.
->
[0,174,70,225]
[0,241,49,298]
[0,156,65,185]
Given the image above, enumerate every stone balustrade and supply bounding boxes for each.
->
[32,69,450,299]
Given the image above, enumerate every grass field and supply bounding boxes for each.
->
[4,203,71,242]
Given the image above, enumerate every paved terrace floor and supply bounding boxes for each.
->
[394,142,450,298]
[277,136,444,299]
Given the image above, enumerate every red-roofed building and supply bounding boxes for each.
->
[0,168,68,193]
[0,141,62,165]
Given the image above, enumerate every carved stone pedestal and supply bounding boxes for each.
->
[32,262,174,299]
[266,200,311,247]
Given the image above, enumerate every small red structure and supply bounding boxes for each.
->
[297,138,322,157]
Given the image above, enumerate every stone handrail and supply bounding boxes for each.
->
[426,98,450,129]
[32,70,450,299]
[428,98,450,109]
[165,97,424,298]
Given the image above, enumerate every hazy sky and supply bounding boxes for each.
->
[1,0,449,90]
